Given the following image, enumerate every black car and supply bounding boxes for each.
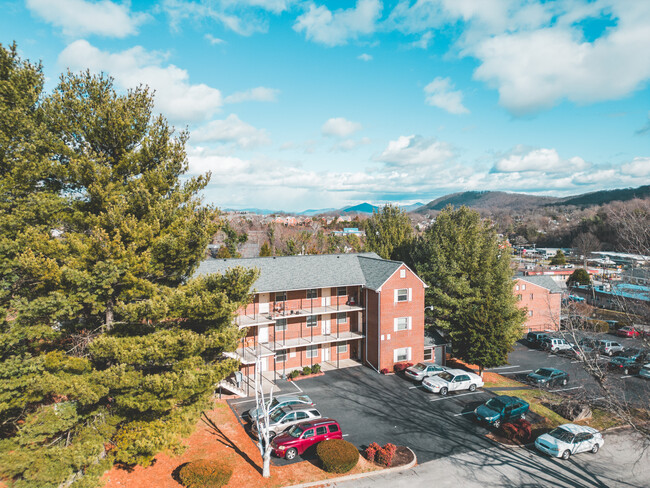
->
[526,332,550,348]
[526,368,570,388]
[608,349,649,375]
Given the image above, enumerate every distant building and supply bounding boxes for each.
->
[332,227,366,237]
[514,276,565,332]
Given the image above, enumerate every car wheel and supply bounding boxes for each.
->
[440,387,448,396]
[562,450,571,460]
[520,412,526,420]
[608,351,613,357]
[591,444,599,454]
[562,378,568,386]
[624,368,629,375]
[469,384,477,392]
[493,419,501,429]
[285,448,298,460]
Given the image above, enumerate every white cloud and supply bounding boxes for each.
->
[358,53,373,61]
[26,0,147,38]
[58,40,222,123]
[411,31,433,49]
[321,117,363,137]
[205,33,226,45]
[621,157,650,177]
[377,135,454,167]
[493,148,589,173]
[331,137,371,152]
[224,87,280,103]
[424,77,469,114]
[294,0,382,47]
[191,114,271,148]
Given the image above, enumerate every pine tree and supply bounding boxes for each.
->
[364,204,414,262]
[549,250,566,265]
[0,46,256,487]
[259,242,273,257]
[413,206,525,375]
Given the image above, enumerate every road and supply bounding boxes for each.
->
[333,429,650,488]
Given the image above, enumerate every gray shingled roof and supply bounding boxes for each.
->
[193,252,399,293]
[517,275,565,294]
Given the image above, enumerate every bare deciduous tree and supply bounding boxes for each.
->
[253,357,274,478]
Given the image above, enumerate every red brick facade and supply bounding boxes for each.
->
[515,278,562,332]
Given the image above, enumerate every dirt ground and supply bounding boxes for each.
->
[101,400,380,488]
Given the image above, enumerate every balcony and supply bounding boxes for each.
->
[270,302,364,320]
[228,343,276,365]
[270,330,364,350]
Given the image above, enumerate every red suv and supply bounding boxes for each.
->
[270,418,342,460]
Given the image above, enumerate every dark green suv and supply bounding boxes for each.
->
[475,395,530,428]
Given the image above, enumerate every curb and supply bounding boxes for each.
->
[281,447,417,488]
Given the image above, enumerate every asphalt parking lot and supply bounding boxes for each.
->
[503,333,650,406]
[228,366,540,465]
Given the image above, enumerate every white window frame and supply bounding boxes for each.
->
[394,347,411,362]
[275,291,287,301]
[394,317,411,331]
[337,312,346,324]
[423,348,433,361]
[276,319,287,332]
[306,315,318,328]
[306,288,318,299]
[306,345,319,358]
[522,284,526,290]
[529,310,533,317]
[337,343,347,353]
[515,285,520,291]
[400,269,406,278]
[276,349,287,363]
[395,288,409,302]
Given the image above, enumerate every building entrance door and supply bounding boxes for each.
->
[258,325,269,344]
[322,319,331,336]
[322,345,330,362]
[258,293,270,314]
[321,288,331,307]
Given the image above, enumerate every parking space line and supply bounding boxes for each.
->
[620,375,633,379]
[408,385,422,389]
[487,365,520,370]
[453,411,475,417]
[230,399,257,405]
[548,386,584,393]
[429,391,486,402]
[291,381,303,393]
[571,360,582,364]
[500,370,532,375]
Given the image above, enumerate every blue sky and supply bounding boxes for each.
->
[2,0,649,212]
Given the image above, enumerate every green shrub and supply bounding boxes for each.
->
[178,459,233,488]
[312,363,321,374]
[289,370,300,379]
[589,319,609,333]
[302,366,312,376]
[317,439,359,474]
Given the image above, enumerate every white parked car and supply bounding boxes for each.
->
[640,363,650,379]
[543,338,573,353]
[404,362,447,382]
[535,424,604,460]
[422,369,484,395]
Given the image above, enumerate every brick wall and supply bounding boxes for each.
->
[515,279,561,332]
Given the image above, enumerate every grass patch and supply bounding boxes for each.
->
[578,408,626,431]
[502,389,570,428]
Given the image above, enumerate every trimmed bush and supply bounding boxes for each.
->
[380,368,390,375]
[289,370,300,379]
[364,442,381,462]
[501,419,532,443]
[178,459,233,488]
[316,439,360,474]
[393,362,414,373]
[588,319,609,333]
[302,366,312,376]
[375,443,397,467]
[312,363,321,374]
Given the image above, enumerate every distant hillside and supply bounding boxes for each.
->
[415,186,650,214]
[554,185,650,207]
[415,191,559,213]
[342,202,379,214]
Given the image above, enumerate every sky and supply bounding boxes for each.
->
[1,0,649,212]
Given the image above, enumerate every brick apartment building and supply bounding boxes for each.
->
[194,253,428,381]
[515,275,564,332]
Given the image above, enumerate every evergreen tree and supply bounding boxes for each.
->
[364,204,414,262]
[413,206,525,375]
[568,268,591,286]
[549,250,566,265]
[0,46,255,487]
[259,242,272,257]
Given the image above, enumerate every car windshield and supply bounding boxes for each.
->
[288,425,303,438]
[548,427,574,443]
[621,349,639,357]
[270,409,285,422]
[412,363,427,371]
[485,398,506,411]
[437,372,453,382]
[534,368,553,377]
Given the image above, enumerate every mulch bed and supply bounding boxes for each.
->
[287,372,325,382]
[390,446,415,467]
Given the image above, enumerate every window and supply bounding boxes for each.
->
[395,317,410,331]
[306,345,318,358]
[515,285,520,291]
[522,284,526,290]
[328,424,339,433]
[282,413,296,423]
[528,310,533,317]
[307,289,318,299]
[396,288,409,302]
[394,347,411,362]
[303,429,314,439]
[337,343,347,353]
[400,269,406,278]
[337,286,347,296]
[306,315,318,328]
[337,312,346,324]
[316,426,327,435]
[276,319,287,332]
[530,294,534,300]
[275,291,286,301]
[296,412,309,420]
[276,349,287,363]
[517,294,522,301]
[423,348,433,361]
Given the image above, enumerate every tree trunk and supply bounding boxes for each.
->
[479,365,484,377]
[262,448,271,478]
[105,299,114,331]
